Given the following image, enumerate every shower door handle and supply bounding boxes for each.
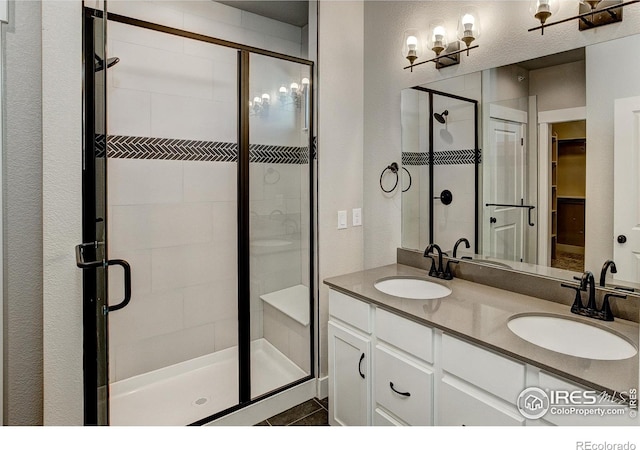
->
[106,259,131,313]
[76,242,132,313]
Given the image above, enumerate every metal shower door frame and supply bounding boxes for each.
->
[81,5,316,426]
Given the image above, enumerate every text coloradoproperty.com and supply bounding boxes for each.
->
[550,406,628,416]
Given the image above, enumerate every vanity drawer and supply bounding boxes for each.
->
[442,334,525,403]
[374,345,434,426]
[376,308,433,363]
[439,378,525,426]
[374,408,405,426]
[329,289,372,333]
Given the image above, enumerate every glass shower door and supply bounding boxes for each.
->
[249,54,313,399]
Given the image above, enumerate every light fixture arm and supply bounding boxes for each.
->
[529,0,640,33]
[403,44,479,71]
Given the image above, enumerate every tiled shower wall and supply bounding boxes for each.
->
[105,1,310,381]
[401,73,481,253]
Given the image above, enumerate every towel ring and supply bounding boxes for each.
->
[380,162,399,193]
[401,167,412,193]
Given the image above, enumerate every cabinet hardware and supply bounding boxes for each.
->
[389,382,411,397]
[358,353,365,379]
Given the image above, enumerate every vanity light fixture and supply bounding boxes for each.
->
[278,78,310,109]
[403,12,480,72]
[529,0,640,35]
[251,93,271,116]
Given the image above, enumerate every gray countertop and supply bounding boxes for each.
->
[324,263,639,396]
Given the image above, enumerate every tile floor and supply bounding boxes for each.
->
[255,398,328,426]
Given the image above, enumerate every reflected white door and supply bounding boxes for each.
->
[484,119,525,262]
[614,96,640,282]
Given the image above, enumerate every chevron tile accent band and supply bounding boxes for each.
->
[402,149,481,166]
[99,135,309,164]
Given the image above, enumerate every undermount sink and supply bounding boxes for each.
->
[507,313,638,361]
[374,277,452,300]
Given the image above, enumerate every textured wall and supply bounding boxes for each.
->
[317,1,364,376]
[363,1,640,272]
[42,0,84,425]
[3,0,43,425]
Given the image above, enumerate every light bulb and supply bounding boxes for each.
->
[301,78,310,86]
[537,0,550,13]
[403,29,420,65]
[433,26,445,43]
[290,82,299,92]
[279,86,287,94]
[253,96,262,104]
[406,35,418,50]
[262,93,270,103]
[462,14,475,29]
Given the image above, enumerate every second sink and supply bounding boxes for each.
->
[507,313,637,361]
[374,276,452,300]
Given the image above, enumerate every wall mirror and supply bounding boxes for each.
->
[401,31,640,294]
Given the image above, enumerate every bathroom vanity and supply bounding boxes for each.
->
[324,263,639,426]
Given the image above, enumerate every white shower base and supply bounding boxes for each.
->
[109,338,307,426]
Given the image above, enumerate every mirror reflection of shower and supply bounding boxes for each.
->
[95,54,120,72]
[434,109,448,124]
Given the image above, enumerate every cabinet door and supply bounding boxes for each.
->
[328,321,371,426]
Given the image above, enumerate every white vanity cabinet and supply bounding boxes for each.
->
[438,334,526,426]
[328,290,435,426]
[328,290,372,426]
[327,288,637,427]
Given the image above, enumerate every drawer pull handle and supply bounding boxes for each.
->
[389,382,411,397]
[358,353,365,379]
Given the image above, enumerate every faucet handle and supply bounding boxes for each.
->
[562,283,584,313]
[444,259,458,280]
[601,293,627,322]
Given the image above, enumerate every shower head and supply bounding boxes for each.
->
[94,55,120,72]
[434,110,448,124]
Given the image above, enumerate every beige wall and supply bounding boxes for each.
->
[529,60,586,112]
[317,0,364,377]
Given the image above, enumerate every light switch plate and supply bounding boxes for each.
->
[353,208,362,226]
[338,210,347,229]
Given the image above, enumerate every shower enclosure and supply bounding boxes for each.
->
[401,87,479,253]
[78,3,315,426]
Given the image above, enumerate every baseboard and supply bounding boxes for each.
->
[205,378,317,426]
[316,376,328,400]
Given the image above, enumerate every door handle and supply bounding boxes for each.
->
[490,217,497,224]
[76,243,132,313]
[106,259,131,312]
[358,353,365,379]
[618,235,627,244]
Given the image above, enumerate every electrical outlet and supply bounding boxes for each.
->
[338,210,347,229]
[353,208,362,226]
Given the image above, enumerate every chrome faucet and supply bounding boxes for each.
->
[599,260,617,287]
